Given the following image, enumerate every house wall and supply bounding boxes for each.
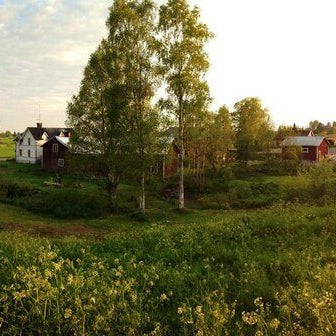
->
[317,139,329,161]
[42,138,67,172]
[302,146,318,162]
[16,129,42,164]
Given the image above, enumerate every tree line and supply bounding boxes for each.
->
[67,0,273,213]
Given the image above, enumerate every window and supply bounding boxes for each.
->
[52,143,59,153]
[301,147,309,153]
[19,149,22,156]
[58,158,64,167]
[28,138,31,145]
[27,150,31,158]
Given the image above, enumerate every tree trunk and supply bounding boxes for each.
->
[139,170,146,213]
[178,115,185,209]
[107,173,119,211]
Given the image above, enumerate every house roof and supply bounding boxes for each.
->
[298,130,314,136]
[41,136,70,148]
[26,127,72,141]
[281,136,326,147]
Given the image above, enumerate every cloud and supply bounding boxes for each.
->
[0,0,110,131]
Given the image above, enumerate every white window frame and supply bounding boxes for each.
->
[27,150,31,158]
[301,147,309,153]
[52,143,59,153]
[58,158,64,167]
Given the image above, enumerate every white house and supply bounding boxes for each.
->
[15,123,72,164]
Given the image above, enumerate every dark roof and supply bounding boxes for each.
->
[27,127,72,140]
[298,130,314,136]
[281,136,326,147]
[41,136,71,148]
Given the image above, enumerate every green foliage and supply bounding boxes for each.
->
[308,160,335,202]
[232,97,274,165]
[20,190,109,219]
[2,204,336,334]
[0,179,38,200]
[0,137,14,158]
[159,0,213,208]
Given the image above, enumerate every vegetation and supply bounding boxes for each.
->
[1,203,336,335]
[0,137,14,158]
[232,98,274,167]
[2,0,336,334]
[159,0,213,209]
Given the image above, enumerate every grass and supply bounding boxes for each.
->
[1,203,336,335]
[1,160,336,334]
[0,137,14,158]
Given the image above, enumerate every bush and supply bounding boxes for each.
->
[230,180,252,200]
[282,176,310,203]
[308,160,335,202]
[19,190,109,219]
[0,180,38,200]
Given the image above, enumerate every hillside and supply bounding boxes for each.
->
[0,137,14,158]
[1,203,336,335]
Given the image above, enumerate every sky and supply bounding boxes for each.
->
[1,0,336,131]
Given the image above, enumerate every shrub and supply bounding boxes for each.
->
[282,176,310,203]
[230,180,252,200]
[308,160,335,202]
[20,190,109,219]
[0,180,38,200]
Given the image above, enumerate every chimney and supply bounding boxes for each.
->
[37,122,42,128]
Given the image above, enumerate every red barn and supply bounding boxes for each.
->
[281,136,329,163]
[41,136,70,171]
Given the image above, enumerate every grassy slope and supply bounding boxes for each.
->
[0,137,14,158]
[1,161,336,334]
[1,203,336,335]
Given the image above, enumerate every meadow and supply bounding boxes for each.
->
[1,160,336,335]
[0,137,14,158]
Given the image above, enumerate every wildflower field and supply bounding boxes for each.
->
[1,203,336,335]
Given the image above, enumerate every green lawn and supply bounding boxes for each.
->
[0,137,15,158]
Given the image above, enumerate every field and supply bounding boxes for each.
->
[0,137,14,158]
[1,161,336,335]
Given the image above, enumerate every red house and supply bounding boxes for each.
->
[41,136,70,171]
[281,136,329,163]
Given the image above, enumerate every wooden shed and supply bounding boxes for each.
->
[41,136,70,171]
[281,136,329,163]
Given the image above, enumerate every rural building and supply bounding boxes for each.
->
[161,127,180,179]
[162,139,180,178]
[281,136,329,163]
[275,129,315,146]
[41,136,70,171]
[15,123,72,164]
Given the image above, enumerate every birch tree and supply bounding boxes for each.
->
[159,0,213,209]
[106,0,160,213]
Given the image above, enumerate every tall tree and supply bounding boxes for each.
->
[68,0,162,212]
[106,0,160,213]
[67,40,132,210]
[206,105,234,170]
[232,97,273,167]
[159,0,213,209]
